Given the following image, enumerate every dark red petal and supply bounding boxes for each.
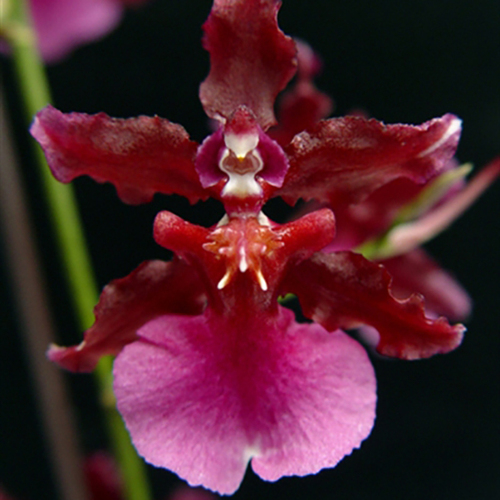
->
[48,259,206,372]
[382,249,471,321]
[276,114,461,208]
[283,252,465,360]
[199,0,297,130]
[31,105,206,204]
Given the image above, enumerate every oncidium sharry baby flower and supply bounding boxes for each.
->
[31,0,499,494]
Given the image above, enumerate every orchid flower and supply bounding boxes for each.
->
[30,0,493,494]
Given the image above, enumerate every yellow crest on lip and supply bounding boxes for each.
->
[203,216,284,291]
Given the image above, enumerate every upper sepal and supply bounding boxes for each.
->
[276,113,462,208]
[199,0,297,130]
[31,105,206,204]
[283,252,465,360]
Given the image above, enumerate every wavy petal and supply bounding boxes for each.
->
[276,114,461,208]
[114,307,375,494]
[48,259,206,372]
[31,105,206,204]
[382,249,471,321]
[199,0,297,129]
[283,252,465,360]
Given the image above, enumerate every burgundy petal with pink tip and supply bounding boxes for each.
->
[31,106,206,204]
[382,157,500,256]
[283,252,465,360]
[114,307,376,494]
[276,113,461,208]
[48,259,206,372]
[199,0,297,129]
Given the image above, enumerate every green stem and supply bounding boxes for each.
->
[8,2,152,499]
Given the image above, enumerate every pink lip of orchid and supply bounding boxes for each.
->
[25,0,148,63]
[29,0,490,494]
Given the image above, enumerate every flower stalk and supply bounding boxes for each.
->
[6,1,152,499]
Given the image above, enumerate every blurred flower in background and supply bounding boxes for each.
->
[31,0,149,62]
[0,0,149,63]
[85,452,216,500]
[1,451,215,500]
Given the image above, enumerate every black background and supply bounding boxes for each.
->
[1,0,499,499]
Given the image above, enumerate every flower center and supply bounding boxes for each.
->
[203,214,284,291]
[219,133,264,197]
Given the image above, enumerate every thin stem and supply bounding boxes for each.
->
[1,82,89,500]
[7,2,152,499]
